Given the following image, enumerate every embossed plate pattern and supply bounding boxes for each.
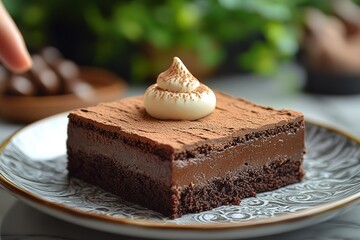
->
[0,113,360,239]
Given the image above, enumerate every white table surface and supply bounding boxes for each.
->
[1,64,360,240]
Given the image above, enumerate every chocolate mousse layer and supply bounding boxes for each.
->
[67,91,305,218]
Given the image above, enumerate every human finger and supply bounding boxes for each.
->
[0,1,32,73]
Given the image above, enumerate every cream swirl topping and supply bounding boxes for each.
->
[144,57,216,120]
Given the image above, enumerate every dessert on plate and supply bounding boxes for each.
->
[67,57,305,218]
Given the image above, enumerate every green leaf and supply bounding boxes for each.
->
[219,0,291,21]
[176,3,201,30]
[265,22,298,57]
[83,5,109,35]
[239,42,277,74]
[196,36,224,67]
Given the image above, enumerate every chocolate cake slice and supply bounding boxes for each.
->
[67,91,305,218]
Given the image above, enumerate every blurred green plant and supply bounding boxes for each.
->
[2,0,342,83]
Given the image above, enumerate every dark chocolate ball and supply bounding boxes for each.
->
[6,75,36,96]
[42,46,62,65]
[35,68,62,95]
[30,54,62,95]
[32,54,48,71]
[54,60,80,80]
[69,79,96,101]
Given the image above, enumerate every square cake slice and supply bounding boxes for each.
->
[67,91,305,218]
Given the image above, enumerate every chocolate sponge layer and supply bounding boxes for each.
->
[67,145,304,218]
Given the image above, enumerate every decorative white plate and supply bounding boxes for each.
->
[0,113,360,239]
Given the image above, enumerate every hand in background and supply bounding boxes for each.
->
[0,1,31,73]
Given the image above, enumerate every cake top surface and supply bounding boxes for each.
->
[69,91,303,153]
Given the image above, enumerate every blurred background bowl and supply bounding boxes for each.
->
[0,67,127,123]
[304,70,360,95]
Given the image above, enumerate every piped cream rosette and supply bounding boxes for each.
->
[144,57,216,120]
